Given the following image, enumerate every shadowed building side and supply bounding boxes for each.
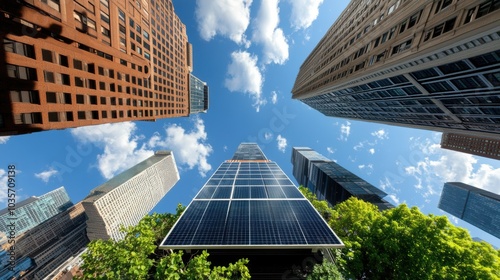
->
[292,147,393,211]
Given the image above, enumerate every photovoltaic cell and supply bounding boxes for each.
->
[161,146,343,249]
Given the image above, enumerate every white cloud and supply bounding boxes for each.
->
[271,91,278,104]
[286,0,324,30]
[327,147,335,154]
[276,134,287,153]
[353,142,364,151]
[149,118,213,177]
[388,194,400,205]
[195,0,252,45]
[0,169,7,206]
[71,122,154,180]
[225,51,266,111]
[371,129,388,140]
[72,119,214,179]
[252,0,289,64]
[35,168,58,183]
[264,132,273,141]
[223,145,228,152]
[339,121,351,141]
[0,136,10,144]
[369,148,375,155]
[405,136,500,196]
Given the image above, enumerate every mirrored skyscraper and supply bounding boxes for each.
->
[0,187,72,235]
[292,147,393,210]
[438,182,500,239]
[292,0,500,147]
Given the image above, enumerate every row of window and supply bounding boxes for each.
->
[13,108,181,125]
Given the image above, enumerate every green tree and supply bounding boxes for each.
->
[307,260,344,280]
[78,204,250,279]
[299,188,500,280]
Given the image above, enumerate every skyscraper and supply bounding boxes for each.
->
[292,147,393,210]
[0,202,88,280]
[189,73,209,114]
[161,143,343,278]
[0,187,72,235]
[438,182,500,239]
[1,0,195,136]
[441,132,500,160]
[82,151,179,241]
[292,0,500,141]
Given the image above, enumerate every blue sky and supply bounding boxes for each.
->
[1,0,499,247]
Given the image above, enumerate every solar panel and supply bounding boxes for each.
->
[160,149,343,250]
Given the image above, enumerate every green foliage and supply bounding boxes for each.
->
[299,188,500,280]
[307,260,344,280]
[155,250,250,280]
[78,204,250,279]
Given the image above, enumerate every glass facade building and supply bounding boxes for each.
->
[292,147,393,210]
[0,187,72,235]
[189,74,209,114]
[438,182,500,239]
[292,0,500,145]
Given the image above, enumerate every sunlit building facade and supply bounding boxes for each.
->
[1,0,192,136]
[441,132,500,160]
[292,0,500,140]
[82,151,179,241]
[438,182,500,239]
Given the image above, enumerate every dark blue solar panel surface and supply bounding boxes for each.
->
[162,160,342,248]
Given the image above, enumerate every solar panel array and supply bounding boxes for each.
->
[161,159,343,249]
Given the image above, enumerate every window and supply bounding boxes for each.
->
[391,39,412,55]
[100,11,110,24]
[64,93,72,104]
[66,112,74,121]
[77,111,86,120]
[464,8,476,24]
[14,112,42,124]
[42,49,53,62]
[3,39,35,58]
[423,81,453,93]
[129,18,134,27]
[59,54,69,67]
[74,59,83,70]
[102,111,108,118]
[89,95,98,105]
[10,90,40,104]
[427,17,456,40]
[101,97,107,104]
[451,76,487,90]
[44,71,55,83]
[408,12,420,29]
[435,0,453,13]
[118,9,125,21]
[91,111,99,119]
[101,27,110,37]
[75,77,84,87]
[484,71,500,86]
[48,112,60,122]
[477,0,500,18]
[76,94,85,104]
[438,61,470,74]
[46,91,57,103]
